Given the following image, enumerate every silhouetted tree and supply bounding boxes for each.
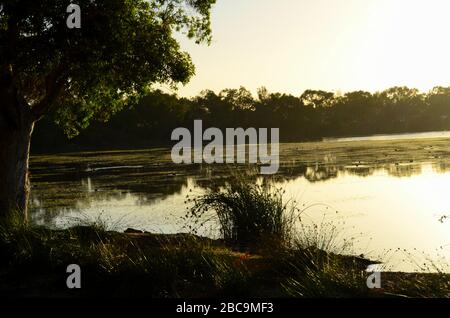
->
[32,85,450,164]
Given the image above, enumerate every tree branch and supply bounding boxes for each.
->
[31,65,66,121]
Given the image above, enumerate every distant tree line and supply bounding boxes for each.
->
[32,86,450,153]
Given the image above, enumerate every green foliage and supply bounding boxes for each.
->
[0,0,215,136]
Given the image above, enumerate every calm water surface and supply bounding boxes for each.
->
[29,132,450,272]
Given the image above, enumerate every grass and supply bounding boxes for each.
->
[0,210,254,297]
[277,227,374,298]
[2,216,450,297]
[185,171,298,251]
[3,175,450,297]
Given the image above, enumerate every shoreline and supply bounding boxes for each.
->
[2,225,449,298]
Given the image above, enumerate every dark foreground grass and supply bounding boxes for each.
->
[0,213,253,297]
[1,213,450,297]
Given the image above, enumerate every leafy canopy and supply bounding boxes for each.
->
[0,0,215,136]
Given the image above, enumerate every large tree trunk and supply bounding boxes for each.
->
[0,120,34,221]
[0,70,34,221]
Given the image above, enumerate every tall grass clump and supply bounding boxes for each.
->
[186,174,298,250]
[278,218,374,297]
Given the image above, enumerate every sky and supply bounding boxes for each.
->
[170,0,450,98]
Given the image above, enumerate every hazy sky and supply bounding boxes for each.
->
[171,0,450,97]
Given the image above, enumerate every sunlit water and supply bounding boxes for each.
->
[29,133,450,272]
[325,130,450,142]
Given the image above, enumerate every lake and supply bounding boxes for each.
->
[29,131,450,272]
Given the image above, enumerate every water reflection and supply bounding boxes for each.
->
[30,156,450,224]
[29,143,450,272]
